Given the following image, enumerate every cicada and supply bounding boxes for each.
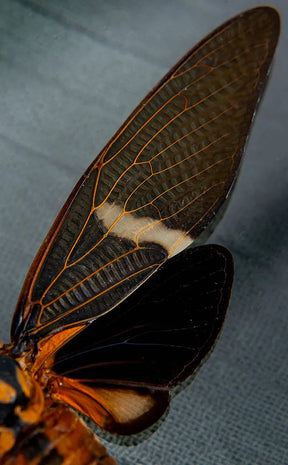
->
[0,7,280,465]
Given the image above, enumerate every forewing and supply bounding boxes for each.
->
[45,245,233,435]
[11,7,279,343]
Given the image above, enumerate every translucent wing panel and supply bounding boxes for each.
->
[94,6,279,241]
[11,7,279,343]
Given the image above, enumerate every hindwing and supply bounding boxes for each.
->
[45,245,233,434]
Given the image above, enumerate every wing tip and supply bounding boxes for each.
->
[243,5,280,43]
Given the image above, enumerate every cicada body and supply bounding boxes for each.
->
[0,352,116,464]
[0,7,280,465]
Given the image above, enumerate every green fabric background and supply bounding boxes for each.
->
[0,1,287,464]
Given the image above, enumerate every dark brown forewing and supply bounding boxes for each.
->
[47,245,233,435]
[11,7,279,344]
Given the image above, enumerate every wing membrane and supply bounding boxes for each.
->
[46,244,233,434]
[11,7,279,344]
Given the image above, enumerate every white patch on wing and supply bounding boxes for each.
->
[96,201,193,257]
[92,387,155,422]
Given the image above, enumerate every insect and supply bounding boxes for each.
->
[0,6,280,465]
